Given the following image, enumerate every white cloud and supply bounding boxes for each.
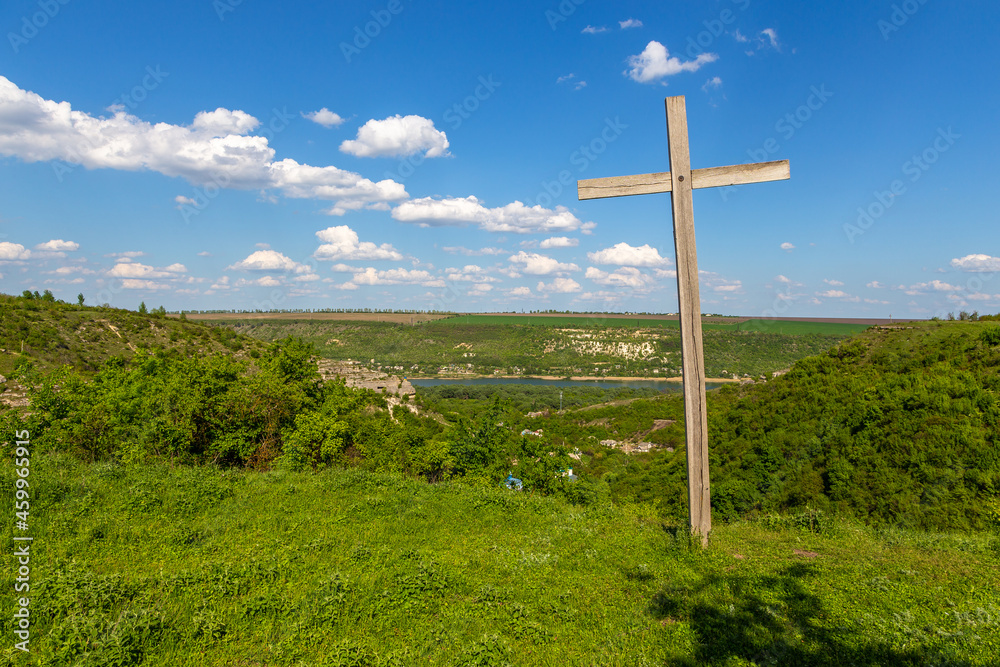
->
[313,225,403,261]
[780,242,795,252]
[537,278,581,293]
[442,246,506,256]
[445,265,500,283]
[702,76,723,92]
[625,41,718,84]
[174,195,197,207]
[340,115,449,158]
[539,236,579,249]
[864,298,891,305]
[619,18,643,29]
[120,278,170,290]
[905,280,963,295]
[951,254,1000,273]
[967,293,1000,302]
[509,251,579,275]
[817,290,859,302]
[106,251,145,258]
[823,279,844,286]
[867,281,885,289]
[733,29,749,43]
[197,251,212,257]
[581,25,607,34]
[190,108,260,135]
[507,286,532,297]
[227,250,311,274]
[760,28,780,49]
[302,108,345,128]
[34,239,79,253]
[557,73,577,84]
[577,290,624,303]
[587,242,670,267]
[585,266,657,291]
[0,242,31,261]
[108,261,188,280]
[348,267,442,287]
[393,196,592,234]
[0,76,408,216]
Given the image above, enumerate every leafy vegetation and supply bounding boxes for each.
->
[0,455,997,666]
[220,319,849,379]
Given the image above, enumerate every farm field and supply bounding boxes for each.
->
[216,318,856,380]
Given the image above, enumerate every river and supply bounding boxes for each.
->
[409,377,727,392]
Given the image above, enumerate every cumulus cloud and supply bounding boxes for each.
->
[34,239,79,253]
[0,242,31,261]
[302,108,345,128]
[581,25,607,34]
[537,277,581,293]
[904,280,963,295]
[393,196,593,235]
[867,280,885,289]
[587,242,670,267]
[619,18,643,29]
[539,236,579,249]
[227,250,311,274]
[823,278,844,286]
[760,28,780,49]
[340,115,449,158]
[108,261,188,279]
[585,266,657,291]
[780,242,795,252]
[508,251,579,276]
[347,267,442,287]
[313,225,403,261]
[445,265,500,283]
[507,286,532,297]
[951,254,1000,273]
[625,41,718,84]
[0,76,408,216]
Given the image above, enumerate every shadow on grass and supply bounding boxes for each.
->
[647,562,971,666]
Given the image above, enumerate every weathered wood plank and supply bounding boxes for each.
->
[578,171,672,200]
[691,160,790,189]
[665,95,711,548]
[577,160,789,200]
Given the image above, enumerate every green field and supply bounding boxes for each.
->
[2,454,997,666]
[436,315,873,336]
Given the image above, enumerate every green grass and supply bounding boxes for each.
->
[435,315,873,336]
[3,453,997,666]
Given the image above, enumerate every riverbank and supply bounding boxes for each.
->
[407,374,741,383]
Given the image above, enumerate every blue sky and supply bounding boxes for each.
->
[0,0,997,317]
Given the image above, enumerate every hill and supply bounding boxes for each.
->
[1,455,996,666]
[528,320,1000,531]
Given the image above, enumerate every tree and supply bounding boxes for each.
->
[138,301,148,315]
[77,293,85,307]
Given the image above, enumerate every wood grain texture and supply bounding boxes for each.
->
[577,161,789,200]
[665,95,711,547]
[574,96,791,548]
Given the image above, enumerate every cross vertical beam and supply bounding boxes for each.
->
[576,96,789,548]
[665,96,711,546]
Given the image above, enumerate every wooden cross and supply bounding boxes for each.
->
[578,96,789,546]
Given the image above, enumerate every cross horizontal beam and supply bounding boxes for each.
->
[577,159,789,201]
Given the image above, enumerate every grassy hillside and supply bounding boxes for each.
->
[0,293,263,383]
[1,455,997,666]
[217,319,849,379]
[513,320,1000,530]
